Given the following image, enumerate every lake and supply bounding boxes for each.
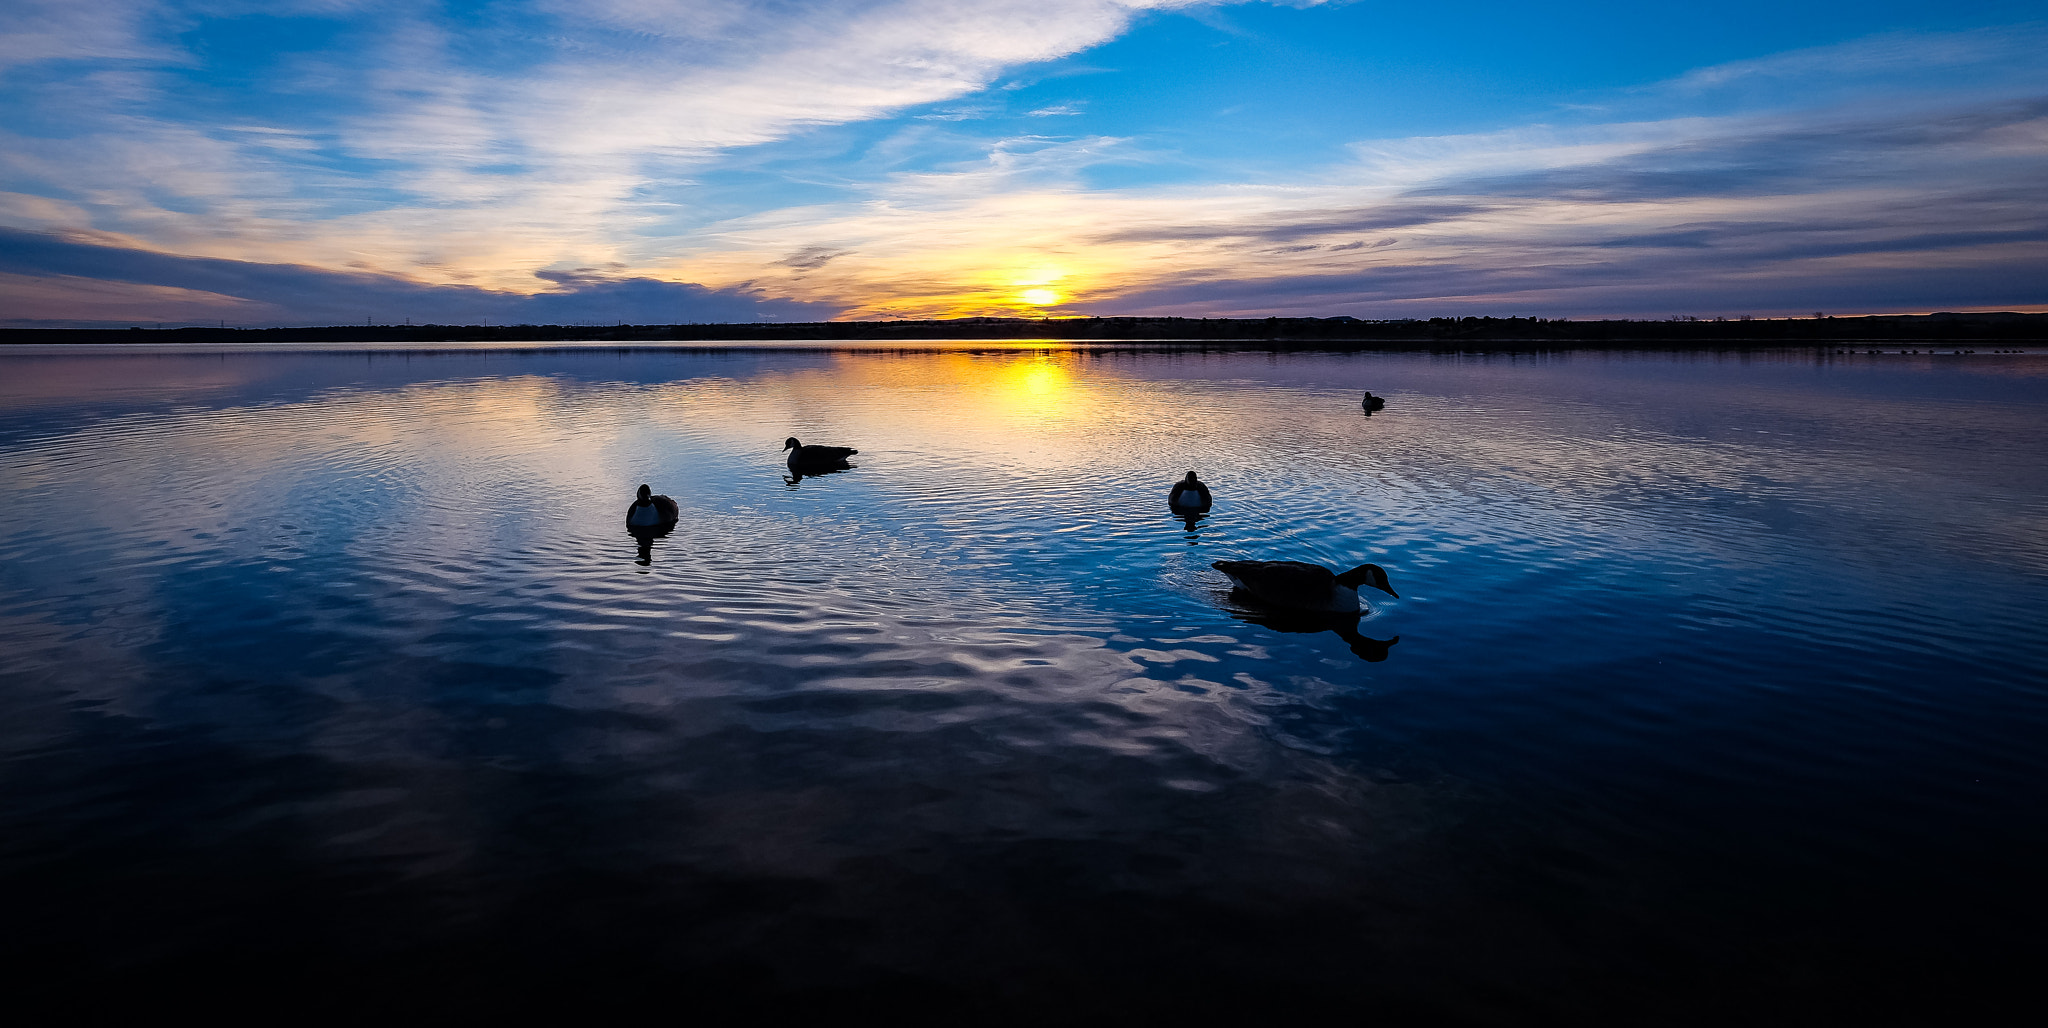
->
[2,343,2043,1021]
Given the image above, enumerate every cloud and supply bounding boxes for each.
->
[774,246,851,271]
[0,0,171,71]
[1424,98,2048,204]
[1094,200,1501,244]
[1327,238,1397,251]
[676,62,2048,318]
[1664,23,2048,97]
[1098,244,2048,320]
[0,228,834,325]
[1,8,2041,321]
[0,1,1232,291]
[917,105,1002,121]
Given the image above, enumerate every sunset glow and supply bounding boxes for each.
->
[1,2,2042,325]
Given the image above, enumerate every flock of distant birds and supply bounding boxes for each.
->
[623,391,1402,661]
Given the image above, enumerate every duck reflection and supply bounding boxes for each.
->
[784,466,855,487]
[627,518,675,566]
[629,528,666,566]
[1173,506,1210,534]
[1227,605,1400,662]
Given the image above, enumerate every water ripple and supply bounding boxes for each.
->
[2,347,2045,1015]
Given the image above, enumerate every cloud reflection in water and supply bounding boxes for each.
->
[1,344,2044,1016]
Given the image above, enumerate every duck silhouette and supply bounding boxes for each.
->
[1362,391,1387,413]
[626,484,678,566]
[783,437,857,473]
[625,484,678,534]
[1169,471,1212,511]
[1211,559,1397,614]
[1212,559,1400,662]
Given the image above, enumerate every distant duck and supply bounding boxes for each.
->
[1212,559,1397,614]
[1362,391,1387,412]
[784,437,858,473]
[625,484,679,532]
[1169,471,1213,511]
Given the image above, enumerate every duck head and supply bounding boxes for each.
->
[1335,563,1398,598]
[783,437,801,451]
[636,484,652,501]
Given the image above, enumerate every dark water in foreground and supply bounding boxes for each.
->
[2,344,2044,1021]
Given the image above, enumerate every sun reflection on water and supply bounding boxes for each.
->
[3,347,2047,1018]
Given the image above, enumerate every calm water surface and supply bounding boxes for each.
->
[2,344,2044,1020]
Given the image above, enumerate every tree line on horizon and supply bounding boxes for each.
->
[4,311,2042,346]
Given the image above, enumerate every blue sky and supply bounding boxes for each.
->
[1,1,2043,325]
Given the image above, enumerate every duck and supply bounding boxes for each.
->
[1169,471,1212,511]
[1362,391,1387,412]
[784,437,858,473]
[1212,559,1397,614]
[625,484,679,532]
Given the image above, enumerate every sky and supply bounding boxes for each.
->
[1,0,2043,326]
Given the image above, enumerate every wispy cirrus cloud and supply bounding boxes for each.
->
[0,5,2041,322]
[664,25,2048,319]
[1,0,1236,294]
[0,0,171,71]
[1663,22,2048,96]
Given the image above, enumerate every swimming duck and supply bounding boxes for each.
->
[1362,391,1387,412]
[1212,559,1397,614]
[784,437,858,472]
[625,484,679,531]
[1169,471,1212,511]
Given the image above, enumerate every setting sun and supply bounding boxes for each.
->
[1018,288,1061,306]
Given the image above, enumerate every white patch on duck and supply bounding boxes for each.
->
[625,485,678,528]
[1169,474,1212,510]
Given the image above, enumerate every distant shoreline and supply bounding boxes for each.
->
[4,312,2044,347]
